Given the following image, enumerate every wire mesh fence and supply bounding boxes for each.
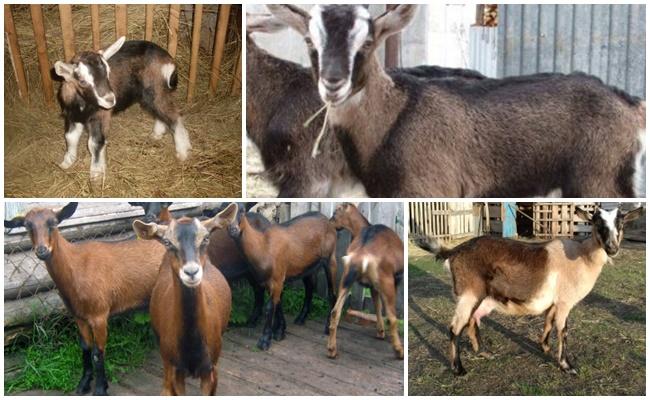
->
[4,201,405,341]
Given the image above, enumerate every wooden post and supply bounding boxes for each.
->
[59,5,75,61]
[209,4,231,94]
[167,4,181,58]
[91,5,101,50]
[187,4,203,102]
[4,5,29,102]
[115,4,128,38]
[30,5,54,106]
[144,4,154,41]
[230,45,242,96]
[384,5,400,69]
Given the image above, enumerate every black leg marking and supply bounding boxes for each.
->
[257,300,275,350]
[247,276,265,328]
[295,276,314,325]
[273,302,287,341]
[449,327,467,376]
[75,337,93,395]
[92,346,109,395]
[87,120,106,160]
[559,326,577,374]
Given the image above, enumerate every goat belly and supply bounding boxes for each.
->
[490,271,558,316]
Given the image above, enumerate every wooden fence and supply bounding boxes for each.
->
[4,202,404,343]
[4,4,241,105]
[409,202,477,241]
[531,202,596,238]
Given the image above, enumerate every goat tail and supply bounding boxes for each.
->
[411,234,454,261]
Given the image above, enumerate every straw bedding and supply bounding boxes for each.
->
[4,4,242,197]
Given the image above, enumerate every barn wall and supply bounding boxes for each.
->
[496,4,646,98]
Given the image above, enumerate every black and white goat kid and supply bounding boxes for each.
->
[54,37,191,183]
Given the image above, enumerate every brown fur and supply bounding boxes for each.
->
[135,207,237,395]
[12,206,165,395]
[236,211,338,349]
[328,203,404,359]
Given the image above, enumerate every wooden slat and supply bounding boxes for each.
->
[91,4,101,50]
[144,4,154,41]
[30,5,54,105]
[58,5,75,61]
[230,44,242,95]
[115,4,128,38]
[187,4,203,102]
[209,4,231,94]
[4,5,29,102]
[167,4,181,58]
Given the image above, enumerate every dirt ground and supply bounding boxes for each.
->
[7,318,404,396]
[408,240,646,395]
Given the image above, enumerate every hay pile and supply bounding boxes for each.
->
[4,5,241,197]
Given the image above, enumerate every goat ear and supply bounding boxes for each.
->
[373,5,418,43]
[623,207,644,223]
[4,216,25,229]
[132,220,163,240]
[55,202,78,223]
[203,203,239,231]
[266,5,310,36]
[575,207,593,222]
[247,13,288,34]
[101,36,126,60]
[54,61,76,82]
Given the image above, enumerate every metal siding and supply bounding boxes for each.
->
[497,4,645,98]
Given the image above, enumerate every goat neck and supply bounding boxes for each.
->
[328,55,407,167]
[344,209,371,239]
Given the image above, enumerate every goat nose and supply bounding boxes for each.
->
[184,265,199,277]
[35,246,50,259]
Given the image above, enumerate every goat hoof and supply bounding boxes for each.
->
[273,330,286,341]
[75,376,92,394]
[452,365,467,376]
[395,348,404,359]
[327,348,338,359]
[59,157,76,170]
[376,331,385,339]
[93,386,109,396]
[257,337,271,351]
[176,150,190,162]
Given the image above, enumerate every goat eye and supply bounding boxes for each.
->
[362,40,373,51]
[304,37,314,48]
[78,79,89,87]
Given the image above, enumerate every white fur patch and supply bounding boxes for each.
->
[60,123,84,169]
[161,64,176,89]
[633,129,646,197]
[173,118,191,161]
[101,57,111,78]
[443,259,451,272]
[599,207,619,238]
[152,119,167,140]
[545,188,563,198]
[77,62,95,86]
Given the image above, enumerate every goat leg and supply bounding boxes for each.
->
[92,346,108,395]
[540,305,557,354]
[555,305,577,374]
[257,299,275,350]
[449,293,479,375]
[273,300,287,341]
[371,288,385,339]
[75,339,94,394]
[295,276,314,325]
[324,254,338,335]
[246,275,265,328]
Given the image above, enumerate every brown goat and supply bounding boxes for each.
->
[4,203,165,395]
[229,210,338,350]
[133,203,237,395]
[328,203,404,359]
[413,205,644,375]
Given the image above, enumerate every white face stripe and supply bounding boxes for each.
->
[101,57,111,79]
[309,6,326,72]
[76,62,95,86]
[598,207,619,237]
[348,7,370,75]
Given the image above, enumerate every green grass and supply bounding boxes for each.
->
[6,282,333,394]
[5,311,155,394]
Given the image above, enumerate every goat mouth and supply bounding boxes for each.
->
[35,251,51,261]
[181,276,201,288]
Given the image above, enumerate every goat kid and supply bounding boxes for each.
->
[133,203,237,395]
[229,210,338,350]
[329,203,404,359]
[269,5,646,197]
[4,203,166,395]
[54,37,191,184]
[413,206,644,375]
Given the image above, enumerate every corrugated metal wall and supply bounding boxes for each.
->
[497,4,646,98]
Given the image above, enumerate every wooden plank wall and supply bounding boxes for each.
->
[409,202,475,241]
[5,4,241,104]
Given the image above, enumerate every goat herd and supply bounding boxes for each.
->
[4,202,404,395]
